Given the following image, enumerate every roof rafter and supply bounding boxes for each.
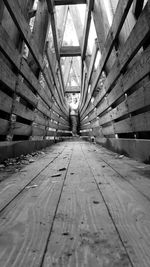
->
[60,46,81,57]
[54,0,86,5]
[46,0,66,97]
[82,0,94,60]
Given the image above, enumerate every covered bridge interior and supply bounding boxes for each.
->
[0,0,150,266]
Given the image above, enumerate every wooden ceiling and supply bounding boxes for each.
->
[46,0,94,93]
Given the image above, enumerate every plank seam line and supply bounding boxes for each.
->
[0,145,67,215]
[94,144,150,203]
[81,143,134,267]
[39,144,74,267]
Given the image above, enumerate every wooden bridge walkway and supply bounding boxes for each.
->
[0,141,150,267]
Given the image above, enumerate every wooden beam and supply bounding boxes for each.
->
[80,40,98,112]
[63,58,72,86]
[81,0,134,118]
[82,0,94,60]
[132,0,144,19]
[70,5,90,69]
[81,2,150,123]
[46,0,66,97]
[46,0,60,61]
[65,86,80,93]
[60,46,81,57]
[46,43,66,109]
[93,0,110,52]
[54,0,86,5]
[30,0,49,56]
[56,5,68,48]
[3,0,44,68]
[0,1,4,22]
[0,23,67,119]
[72,57,81,84]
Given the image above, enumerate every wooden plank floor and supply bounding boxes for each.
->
[0,141,150,267]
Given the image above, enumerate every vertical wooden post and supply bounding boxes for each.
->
[5,0,32,141]
[92,0,116,73]
[28,0,50,140]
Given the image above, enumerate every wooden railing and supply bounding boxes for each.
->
[80,0,150,139]
[0,0,71,142]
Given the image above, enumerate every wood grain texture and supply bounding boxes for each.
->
[43,142,131,267]
[0,118,9,135]
[1,141,150,266]
[82,142,150,267]
[81,1,150,123]
[0,143,72,267]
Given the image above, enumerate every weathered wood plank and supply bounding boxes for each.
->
[114,117,132,133]
[132,111,150,132]
[16,79,38,108]
[0,90,13,114]
[80,123,91,130]
[13,101,35,121]
[65,86,80,93]
[83,38,150,122]
[95,144,150,200]
[0,145,72,266]
[111,101,128,121]
[82,0,134,113]
[46,130,57,136]
[81,0,150,120]
[32,125,46,136]
[107,77,124,107]
[83,142,150,267]
[60,46,81,57]
[0,118,9,135]
[3,0,44,68]
[80,42,98,112]
[0,24,67,117]
[102,123,114,136]
[37,99,51,119]
[58,124,70,131]
[132,0,144,19]
[54,0,86,4]
[82,0,94,59]
[34,111,49,127]
[80,130,91,136]
[0,57,16,91]
[0,24,21,68]
[127,81,150,113]
[43,142,131,267]
[122,45,150,93]
[57,131,72,137]
[13,122,32,136]
[99,111,112,126]
[82,39,150,122]
[0,25,52,109]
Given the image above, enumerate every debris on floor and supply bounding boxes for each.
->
[0,148,47,183]
[59,167,67,171]
[115,154,124,159]
[25,184,38,189]
[51,173,62,177]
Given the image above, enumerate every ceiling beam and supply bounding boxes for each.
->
[46,0,59,61]
[82,0,94,60]
[54,0,86,5]
[132,0,144,19]
[63,58,73,86]
[56,5,68,48]
[46,0,66,97]
[60,46,81,57]
[65,86,80,93]
[69,5,91,70]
